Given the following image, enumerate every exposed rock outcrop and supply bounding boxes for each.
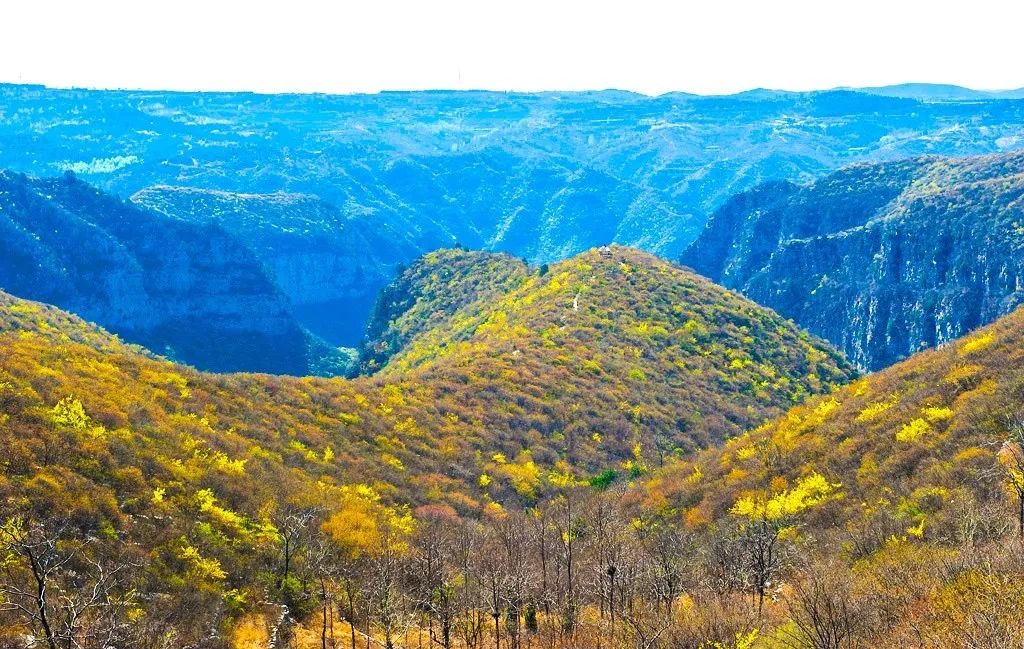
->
[682,152,1024,370]
[0,171,332,374]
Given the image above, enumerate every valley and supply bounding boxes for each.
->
[1,82,1023,648]
[5,84,1024,348]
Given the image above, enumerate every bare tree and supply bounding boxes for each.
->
[410,505,463,649]
[998,418,1024,537]
[306,521,340,649]
[477,526,512,649]
[550,493,585,637]
[0,516,140,649]
[366,525,411,649]
[273,506,316,589]
[781,569,863,649]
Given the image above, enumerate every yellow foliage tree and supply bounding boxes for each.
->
[730,473,841,614]
[321,484,415,560]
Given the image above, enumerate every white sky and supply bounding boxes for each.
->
[2,0,1022,96]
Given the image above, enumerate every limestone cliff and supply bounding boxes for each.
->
[682,152,1024,370]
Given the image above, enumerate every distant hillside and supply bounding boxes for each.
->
[0,171,348,375]
[6,84,1024,340]
[682,151,1024,370]
[132,185,411,345]
[855,82,1024,101]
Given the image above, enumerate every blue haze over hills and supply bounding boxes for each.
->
[2,83,1024,373]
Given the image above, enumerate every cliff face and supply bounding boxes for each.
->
[0,171,320,374]
[132,186,412,345]
[132,154,691,345]
[681,152,1024,371]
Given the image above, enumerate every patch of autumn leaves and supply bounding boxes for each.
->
[3,257,1024,646]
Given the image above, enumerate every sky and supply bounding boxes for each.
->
[2,0,1022,96]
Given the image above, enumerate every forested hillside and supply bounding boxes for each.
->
[0,247,853,647]
[283,293,1024,648]
[358,249,533,373]
[625,302,1024,646]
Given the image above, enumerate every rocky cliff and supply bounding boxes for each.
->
[131,185,413,345]
[0,171,340,374]
[681,152,1024,370]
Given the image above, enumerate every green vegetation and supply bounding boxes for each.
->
[633,301,1024,646]
[7,244,1023,646]
[359,249,532,373]
[0,247,853,646]
[364,247,853,468]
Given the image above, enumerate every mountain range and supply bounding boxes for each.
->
[5,83,1024,349]
[5,145,1023,378]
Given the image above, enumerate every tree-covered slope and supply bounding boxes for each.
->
[358,249,532,373]
[276,305,1024,648]
[0,246,854,644]
[360,247,854,452]
[628,303,1024,646]
[681,151,1024,370]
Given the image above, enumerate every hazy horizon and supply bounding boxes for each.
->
[2,0,1022,96]
[3,79,1022,98]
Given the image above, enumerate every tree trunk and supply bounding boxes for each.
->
[26,548,58,649]
[609,573,615,645]
[321,587,329,649]
[279,537,291,589]
[347,584,358,649]
[1018,492,1023,538]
